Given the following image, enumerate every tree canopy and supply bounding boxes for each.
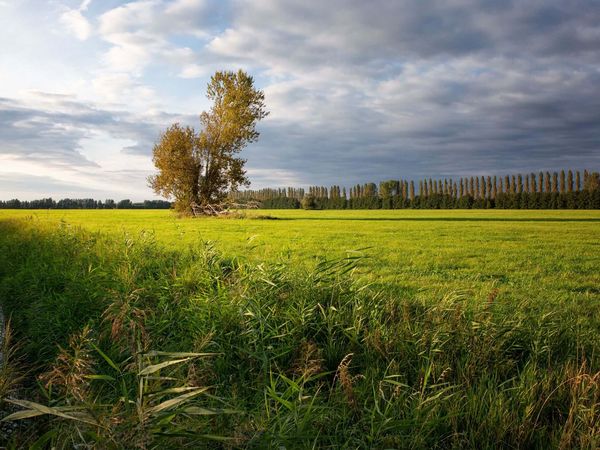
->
[149,70,268,215]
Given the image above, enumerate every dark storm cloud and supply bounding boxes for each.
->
[218,0,600,70]
[241,58,600,185]
[208,0,600,186]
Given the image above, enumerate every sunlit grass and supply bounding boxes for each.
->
[1,209,598,304]
[0,209,598,448]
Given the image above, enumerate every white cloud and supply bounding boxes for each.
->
[91,74,157,108]
[60,0,93,41]
[179,64,207,78]
[97,0,217,75]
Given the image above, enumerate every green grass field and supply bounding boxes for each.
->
[0,209,599,448]
[2,209,599,303]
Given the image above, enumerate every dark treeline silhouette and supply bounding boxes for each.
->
[233,169,600,209]
[0,198,171,209]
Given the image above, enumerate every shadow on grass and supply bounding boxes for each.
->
[276,216,600,223]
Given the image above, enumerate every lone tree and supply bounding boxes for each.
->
[149,70,268,215]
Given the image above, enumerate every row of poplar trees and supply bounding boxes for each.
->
[232,169,600,209]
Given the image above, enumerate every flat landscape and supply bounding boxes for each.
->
[2,209,599,302]
[0,210,599,448]
[3,1,600,447]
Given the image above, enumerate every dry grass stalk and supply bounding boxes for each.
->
[292,341,323,379]
[335,353,357,408]
[0,320,23,400]
[102,289,149,354]
[558,361,600,450]
[39,325,94,402]
[486,288,499,308]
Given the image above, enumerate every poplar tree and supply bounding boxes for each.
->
[584,172,600,191]
[149,70,268,215]
[567,170,574,192]
[480,176,486,199]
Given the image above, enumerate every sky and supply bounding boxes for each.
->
[1,0,599,201]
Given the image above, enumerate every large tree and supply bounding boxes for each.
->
[149,70,268,215]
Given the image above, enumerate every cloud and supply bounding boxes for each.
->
[0,92,200,200]
[203,0,600,185]
[179,64,207,79]
[239,51,600,186]
[0,93,195,168]
[60,0,93,41]
[208,0,600,73]
[96,0,223,74]
[2,0,600,199]
[0,168,157,201]
[91,74,158,108]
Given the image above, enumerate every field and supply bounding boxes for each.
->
[2,209,599,302]
[0,209,599,448]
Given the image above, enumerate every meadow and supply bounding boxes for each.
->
[0,209,599,448]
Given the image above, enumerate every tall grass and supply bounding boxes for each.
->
[0,217,598,448]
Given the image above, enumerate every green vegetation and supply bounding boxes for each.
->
[0,209,599,448]
[234,169,600,209]
[149,70,268,215]
[2,169,599,212]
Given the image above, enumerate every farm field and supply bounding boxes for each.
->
[0,209,599,448]
[1,209,599,303]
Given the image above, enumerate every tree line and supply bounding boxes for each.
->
[0,198,171,209]
[2,170,598,210]
[232,169,600,209]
